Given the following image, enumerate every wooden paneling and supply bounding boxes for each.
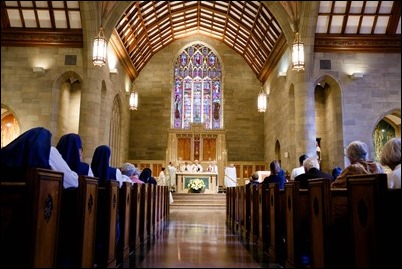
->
[178,137,191,160]
[202,137,216,161]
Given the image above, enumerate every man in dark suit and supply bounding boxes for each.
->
[295,156,333,189]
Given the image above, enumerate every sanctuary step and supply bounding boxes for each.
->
[170,192,226,211]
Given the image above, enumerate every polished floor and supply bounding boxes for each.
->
[125,209,280,268]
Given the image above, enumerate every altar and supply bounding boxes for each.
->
[176,172,218,194]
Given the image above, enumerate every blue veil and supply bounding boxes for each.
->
[56,133,90,176]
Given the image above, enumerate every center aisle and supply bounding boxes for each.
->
[127,207,278,268]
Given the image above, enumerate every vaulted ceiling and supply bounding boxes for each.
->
[1,1,401,81]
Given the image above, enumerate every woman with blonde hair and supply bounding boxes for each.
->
[380,137,401,189]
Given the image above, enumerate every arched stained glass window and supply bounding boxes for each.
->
[172,43,222,129]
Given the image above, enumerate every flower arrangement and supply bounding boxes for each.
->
[187,178,206,192]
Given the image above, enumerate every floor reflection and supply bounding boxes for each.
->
[127,209,279,268]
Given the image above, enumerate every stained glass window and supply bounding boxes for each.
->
[172,43,222,129]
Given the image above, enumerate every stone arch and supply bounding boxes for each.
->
[1,104,21,147]
[372,108,401,161]
[110,94,122,167]
[275,139,282,165]
[313,74,344,172]
[51,70,83,142]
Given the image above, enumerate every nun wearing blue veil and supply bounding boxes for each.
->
[90,145,122,267]
[1,127,78,189]
[56,133,93,177]
[90,145,122,186]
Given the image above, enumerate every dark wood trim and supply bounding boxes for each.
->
[314,34,401,53]
[1,29,83,48]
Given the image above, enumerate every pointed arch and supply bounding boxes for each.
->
[110,95,122,167]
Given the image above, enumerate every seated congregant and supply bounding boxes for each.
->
[139,167,157,184]
[263,160,286,190]
[331,140,384,188]
[380,137,401,189]
[90,145,123,187]
[56,133,94,177]
[295,156,333,189]
[1,127,79,189]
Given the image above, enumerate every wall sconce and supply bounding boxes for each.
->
[351,72,364,79]
[33,67,46,73]
[278,71,287,78]
[129,83,138,110]
[109,68,118,75]
[257,86,267,113]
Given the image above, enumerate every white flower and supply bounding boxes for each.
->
[187,178,206,190]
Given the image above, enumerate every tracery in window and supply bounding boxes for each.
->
[172,43,222,129]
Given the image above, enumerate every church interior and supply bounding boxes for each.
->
[1,1,401,268]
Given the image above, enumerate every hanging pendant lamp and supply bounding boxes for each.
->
[92,2,107,67]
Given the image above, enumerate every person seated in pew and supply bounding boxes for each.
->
[120,162,144,184]
[56,133,96,267]
[1,126,79,189]
[380,137,401,189]
[56,133,94,177]
[132,167,145,184]
[295,156,333,189]
[247,172,261,188]
[331,140,384,188]
[90,145,122,267]
[139,167,157,184]
[91,145,123,187]
[290,154,308,181]
[263,160,287,190]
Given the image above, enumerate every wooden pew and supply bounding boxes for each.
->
[235,186,242,233]
[138,183,149,245]
[258,183,270,250]
[242,184,251,239]
[284,181,310,268]
[129,183,142,252]
[94,180,119,268]
[57,175,98,268]
[117,182,132,265]
[268,183,286,266]
[308,178,353,268]
[347,173,401,268]
[250,184,259,244]
[236,186,245,235]
[0,168,63,268]
[145,184,154,242]
[226,187,235,231]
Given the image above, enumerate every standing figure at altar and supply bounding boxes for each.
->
[180,161,191,172]
[191,159,203,172]
[224,164,237,187]
[207,160,218,173]
[158,167,166,186]
[168,161,177,192]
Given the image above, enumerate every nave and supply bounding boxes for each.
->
[124,208,278,268]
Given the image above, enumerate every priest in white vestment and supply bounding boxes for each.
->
[224,164,237,187]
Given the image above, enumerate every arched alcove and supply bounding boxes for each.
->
[314,75,344,173]
[1,106,20,147]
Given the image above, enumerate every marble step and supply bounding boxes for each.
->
[170,193,226,210]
